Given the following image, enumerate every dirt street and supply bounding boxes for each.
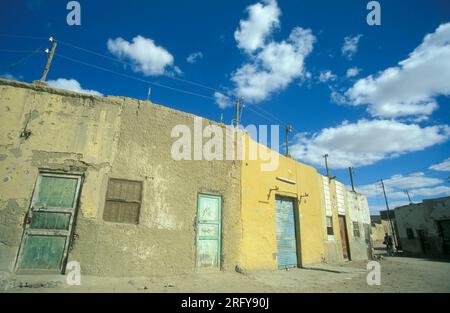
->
[2,256,450,293]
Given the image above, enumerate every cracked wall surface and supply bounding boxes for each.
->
[395,197,450,256]
[0,79,241,276]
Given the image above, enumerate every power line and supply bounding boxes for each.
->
[57,39,223,93]
[57,39,290,123]
[0,34,298,132]
[245,105,281,124]
[0,49,41,53]
[0,34,47,40]
[54,48,298,127]
[1,48,42,71]
[54,52,216,100]
[253,103,289,126]
[357,166,448,188]
[1,34,224,93]
[56,38,300,129]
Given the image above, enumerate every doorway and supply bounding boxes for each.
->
[417,229,429,254]
[275,196,299,269]
[16,172,82,273]
[438,220,450,255]
[338,215,351,260]
[195,194,222,269]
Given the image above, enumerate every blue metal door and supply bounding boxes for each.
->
[275,196,298,269]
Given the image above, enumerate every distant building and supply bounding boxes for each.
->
[395,196,450,257]
[370,210,399,248]
[320,178,372,263]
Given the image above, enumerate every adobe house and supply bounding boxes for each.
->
[346,190,372,260]
[320,176,372,263]
[239,138,326,270]
[0,79,242,276]
[238,137,372,271]
[395,196,450,257]
[0,78,371,279]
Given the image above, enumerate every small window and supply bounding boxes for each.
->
[326,216,334,235]
[353,222,360,237]
[406,228,415,239]
[103,178,142,224]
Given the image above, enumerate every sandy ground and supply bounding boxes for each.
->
[2,256,450,293]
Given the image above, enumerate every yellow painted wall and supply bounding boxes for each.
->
[239,134,326,270]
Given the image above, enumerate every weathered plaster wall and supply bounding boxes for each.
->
[395,197,450,256]
[0,79,241,276]
[239,137,325,270]
[321,178,346,263]
[371,222,387,247]
[320,179,370,262]
[347,191,370,261]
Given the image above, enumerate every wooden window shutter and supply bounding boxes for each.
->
[103,179,142,224]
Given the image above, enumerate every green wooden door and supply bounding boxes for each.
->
[16,173,82,272]
[195,194,221,269]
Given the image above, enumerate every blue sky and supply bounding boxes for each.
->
[1,0,449,213]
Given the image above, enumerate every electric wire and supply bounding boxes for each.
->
[0,34,47,40]
[0,34,299,132]
[57,39,223,93]
[54,52,216,101]
[4,35,448,190]
[1,47,42,71]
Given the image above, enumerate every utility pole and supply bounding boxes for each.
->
[323,154,330,177]
[146,87,151,101]
[348,167,355,192]
[40,37,57,82]
[380,179,398,249]
[235,97,240,127]
[404,190,412,204]
[285,125,292,157]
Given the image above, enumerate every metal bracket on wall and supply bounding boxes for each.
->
[267,186,280,200]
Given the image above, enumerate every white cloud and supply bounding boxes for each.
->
[429,157,450,171]
[357,172,450,211]
[318,70,337,83]
[227,1,316,103]
[341,34,362,60]
[289,119,450,169]
[214,92,233,109]
[369,200,410,213]
[358,172,443,198]
[330,89,347,105]
[346,67,360,78]
[410,185,450,197]
[1,73,18,80]
[232,26,315,103]
[234,0,281,53]
[187,51,203,64]
[346,23,450,118]
[107,35,175,76]
[47,78,103,96]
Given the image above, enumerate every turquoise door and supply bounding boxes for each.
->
[16,173,82,272]
[196,194,221,269]
[275,196,299,269]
